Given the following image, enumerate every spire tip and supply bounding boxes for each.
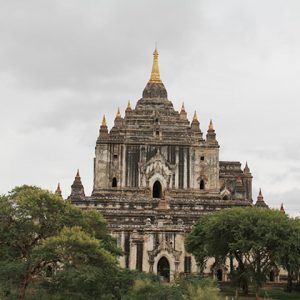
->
[102,115,107,126]
[193,111,198,121]
[116,107,121,118]
[181,102,185,111]
[149,47,162,83]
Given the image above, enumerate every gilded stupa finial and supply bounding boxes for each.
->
[127,100,131,109]
[149,46,162,83]
[102,115,107,126]
[116,107,121,118]
[193,111,198,121]
[209,119,214,130]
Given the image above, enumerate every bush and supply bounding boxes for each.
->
[123,275,221,300]
[180,276,221,300]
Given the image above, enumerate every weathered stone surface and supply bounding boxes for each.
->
[70,49,253,281]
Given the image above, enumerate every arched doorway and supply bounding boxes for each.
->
[269,270,275,282]
[200,179,205,190]
[216,269,223,281]
[112,177,117,187]
[153,180,162,198]
[157,257,170,282]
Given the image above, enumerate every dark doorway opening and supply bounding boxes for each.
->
[200,180,205,190]
[112,177,117,187]
[46,266,53,277]
[216,269,223,281]
[153,180,162,198]
[157,257,170,282]
[269,270,275,282]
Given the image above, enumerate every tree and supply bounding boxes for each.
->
[35,226,119,299]
[278,217,300,292]
[186,207,298,298]
[0,185,120,300]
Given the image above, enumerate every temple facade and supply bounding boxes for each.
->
[69,48,258,282]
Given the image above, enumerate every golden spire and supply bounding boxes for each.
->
[209,119,214,130]
[127,100,131,109]
[102,115,107,126]
[116,107,121,118]
[193,111,198,121]
[149,47,162,83]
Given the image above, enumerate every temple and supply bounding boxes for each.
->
[69,48,258,282]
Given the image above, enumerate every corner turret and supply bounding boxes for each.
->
[114,107,123,127]
[55,182,62,197]
[254,188,268,208]
[125,100,132,114]
[179,103,187,120]
[206,120,218,145]
[69,170,85,200]
[98,115,109,141]
[243,162,253,201]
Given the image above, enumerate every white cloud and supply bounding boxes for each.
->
[0,0,299,216]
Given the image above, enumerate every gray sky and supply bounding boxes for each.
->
[0,0,299,216]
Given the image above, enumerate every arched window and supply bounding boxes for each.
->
[153,180,162,198]
[200,179,205,190]
[112,177,117,188]
[223,195,229,200]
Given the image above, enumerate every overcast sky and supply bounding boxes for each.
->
[1,0,299,216]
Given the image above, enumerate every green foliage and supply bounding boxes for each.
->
[259,288,300,300]
[0,185,120,300]
[186,207,300,294]
[220,284,300,299]
[277,217,300,292]
[184,284,221,300]
[123,278,182,300]
[180,277,221,300]
[123,276,221,300]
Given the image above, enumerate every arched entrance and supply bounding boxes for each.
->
[269,270,275,282]
[200,179,205,190]
[157,257,170,282]
[153,180,162,198]
[216,269,223,281]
